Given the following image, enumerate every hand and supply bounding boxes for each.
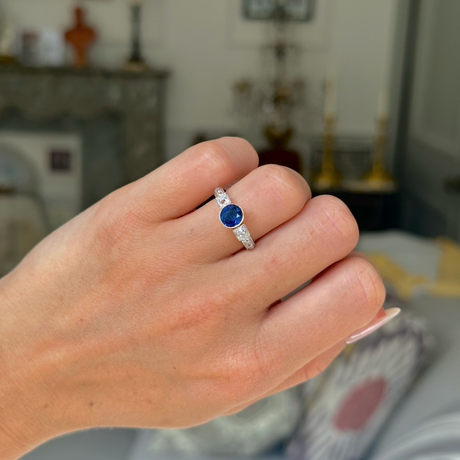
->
[0,138,385,459]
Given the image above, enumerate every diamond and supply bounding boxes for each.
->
[214,188,231,209]
[233,224,248,241]
[217,196,231,208]
[220,204,244,228]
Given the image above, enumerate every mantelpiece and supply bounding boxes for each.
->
[0,65,170,207]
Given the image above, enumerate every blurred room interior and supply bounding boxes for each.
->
[0,0,459,459]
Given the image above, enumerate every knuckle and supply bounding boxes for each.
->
[259,164,308,209]
[225,136,253,149]
[198,140,235,177]
[348,258,386,317]
[315,195,359,248]
[220,136,256,154]
[216,137,259,169]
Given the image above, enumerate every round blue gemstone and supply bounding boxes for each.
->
[220,204,244,228]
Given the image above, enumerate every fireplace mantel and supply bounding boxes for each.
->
[0,65,170,204]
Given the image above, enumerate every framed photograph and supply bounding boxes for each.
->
[243,0,315,22]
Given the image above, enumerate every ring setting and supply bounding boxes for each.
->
[214,188,255,250]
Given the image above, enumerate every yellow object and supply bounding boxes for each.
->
[367,238,460,299]
[366,252,429,299]
[313,116,341,189]
[430,238,460,297]
[363,117,396,190]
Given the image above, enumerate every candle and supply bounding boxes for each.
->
[324,77,337,119]
[377,90,389,120]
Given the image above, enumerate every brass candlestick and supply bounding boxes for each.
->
[363,117,395,189]
[313,115,341,189]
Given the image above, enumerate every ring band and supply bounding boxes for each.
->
[214,188,255,251]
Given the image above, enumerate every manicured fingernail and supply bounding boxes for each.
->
[346,308,401,344]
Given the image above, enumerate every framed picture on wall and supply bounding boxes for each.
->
[243,0,315,21]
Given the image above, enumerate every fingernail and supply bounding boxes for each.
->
[346,308,401,344]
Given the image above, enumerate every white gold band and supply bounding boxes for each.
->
[214,188,255,250]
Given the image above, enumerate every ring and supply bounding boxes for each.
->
[214,187,255,251]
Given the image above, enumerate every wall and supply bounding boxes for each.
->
[2,0,398,159]
[400,0,460,240]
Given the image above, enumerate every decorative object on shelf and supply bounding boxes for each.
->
[232,1,307,173]
[312,78,341,189]
[64,7,97,68]
[39,29,66,67]
[363,91,396,191]
[18,29,66,67]
[124,0,148,72]
[0,7,16,64]
[18,31,40,66]
[243,0,315,22]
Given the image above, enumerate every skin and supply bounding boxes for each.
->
[0,138,385,460]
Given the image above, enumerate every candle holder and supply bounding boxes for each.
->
[312,115,341,189]
[124,3,148,72]
[363,117,396,190]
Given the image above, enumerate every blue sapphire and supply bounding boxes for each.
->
[220,204,244,228]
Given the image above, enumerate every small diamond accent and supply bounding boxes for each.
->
[217,196,231,208]
[245,241,255,250]
[233,224,255,250]
[214,188,231,209]
[233,225,248,240]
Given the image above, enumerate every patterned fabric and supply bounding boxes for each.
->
[287,310,433,460]
[372,402,460,460]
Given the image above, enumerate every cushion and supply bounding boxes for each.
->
[130,388,302,458]
[286,310,433,460]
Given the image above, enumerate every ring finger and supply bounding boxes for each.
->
[175,164,311,261]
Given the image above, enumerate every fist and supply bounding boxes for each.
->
[0,138,385,453]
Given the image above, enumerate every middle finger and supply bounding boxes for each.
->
[221,194,360,308]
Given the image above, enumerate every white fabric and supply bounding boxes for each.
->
[357,231,441,282]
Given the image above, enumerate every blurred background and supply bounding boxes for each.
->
[0,1,459,459]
